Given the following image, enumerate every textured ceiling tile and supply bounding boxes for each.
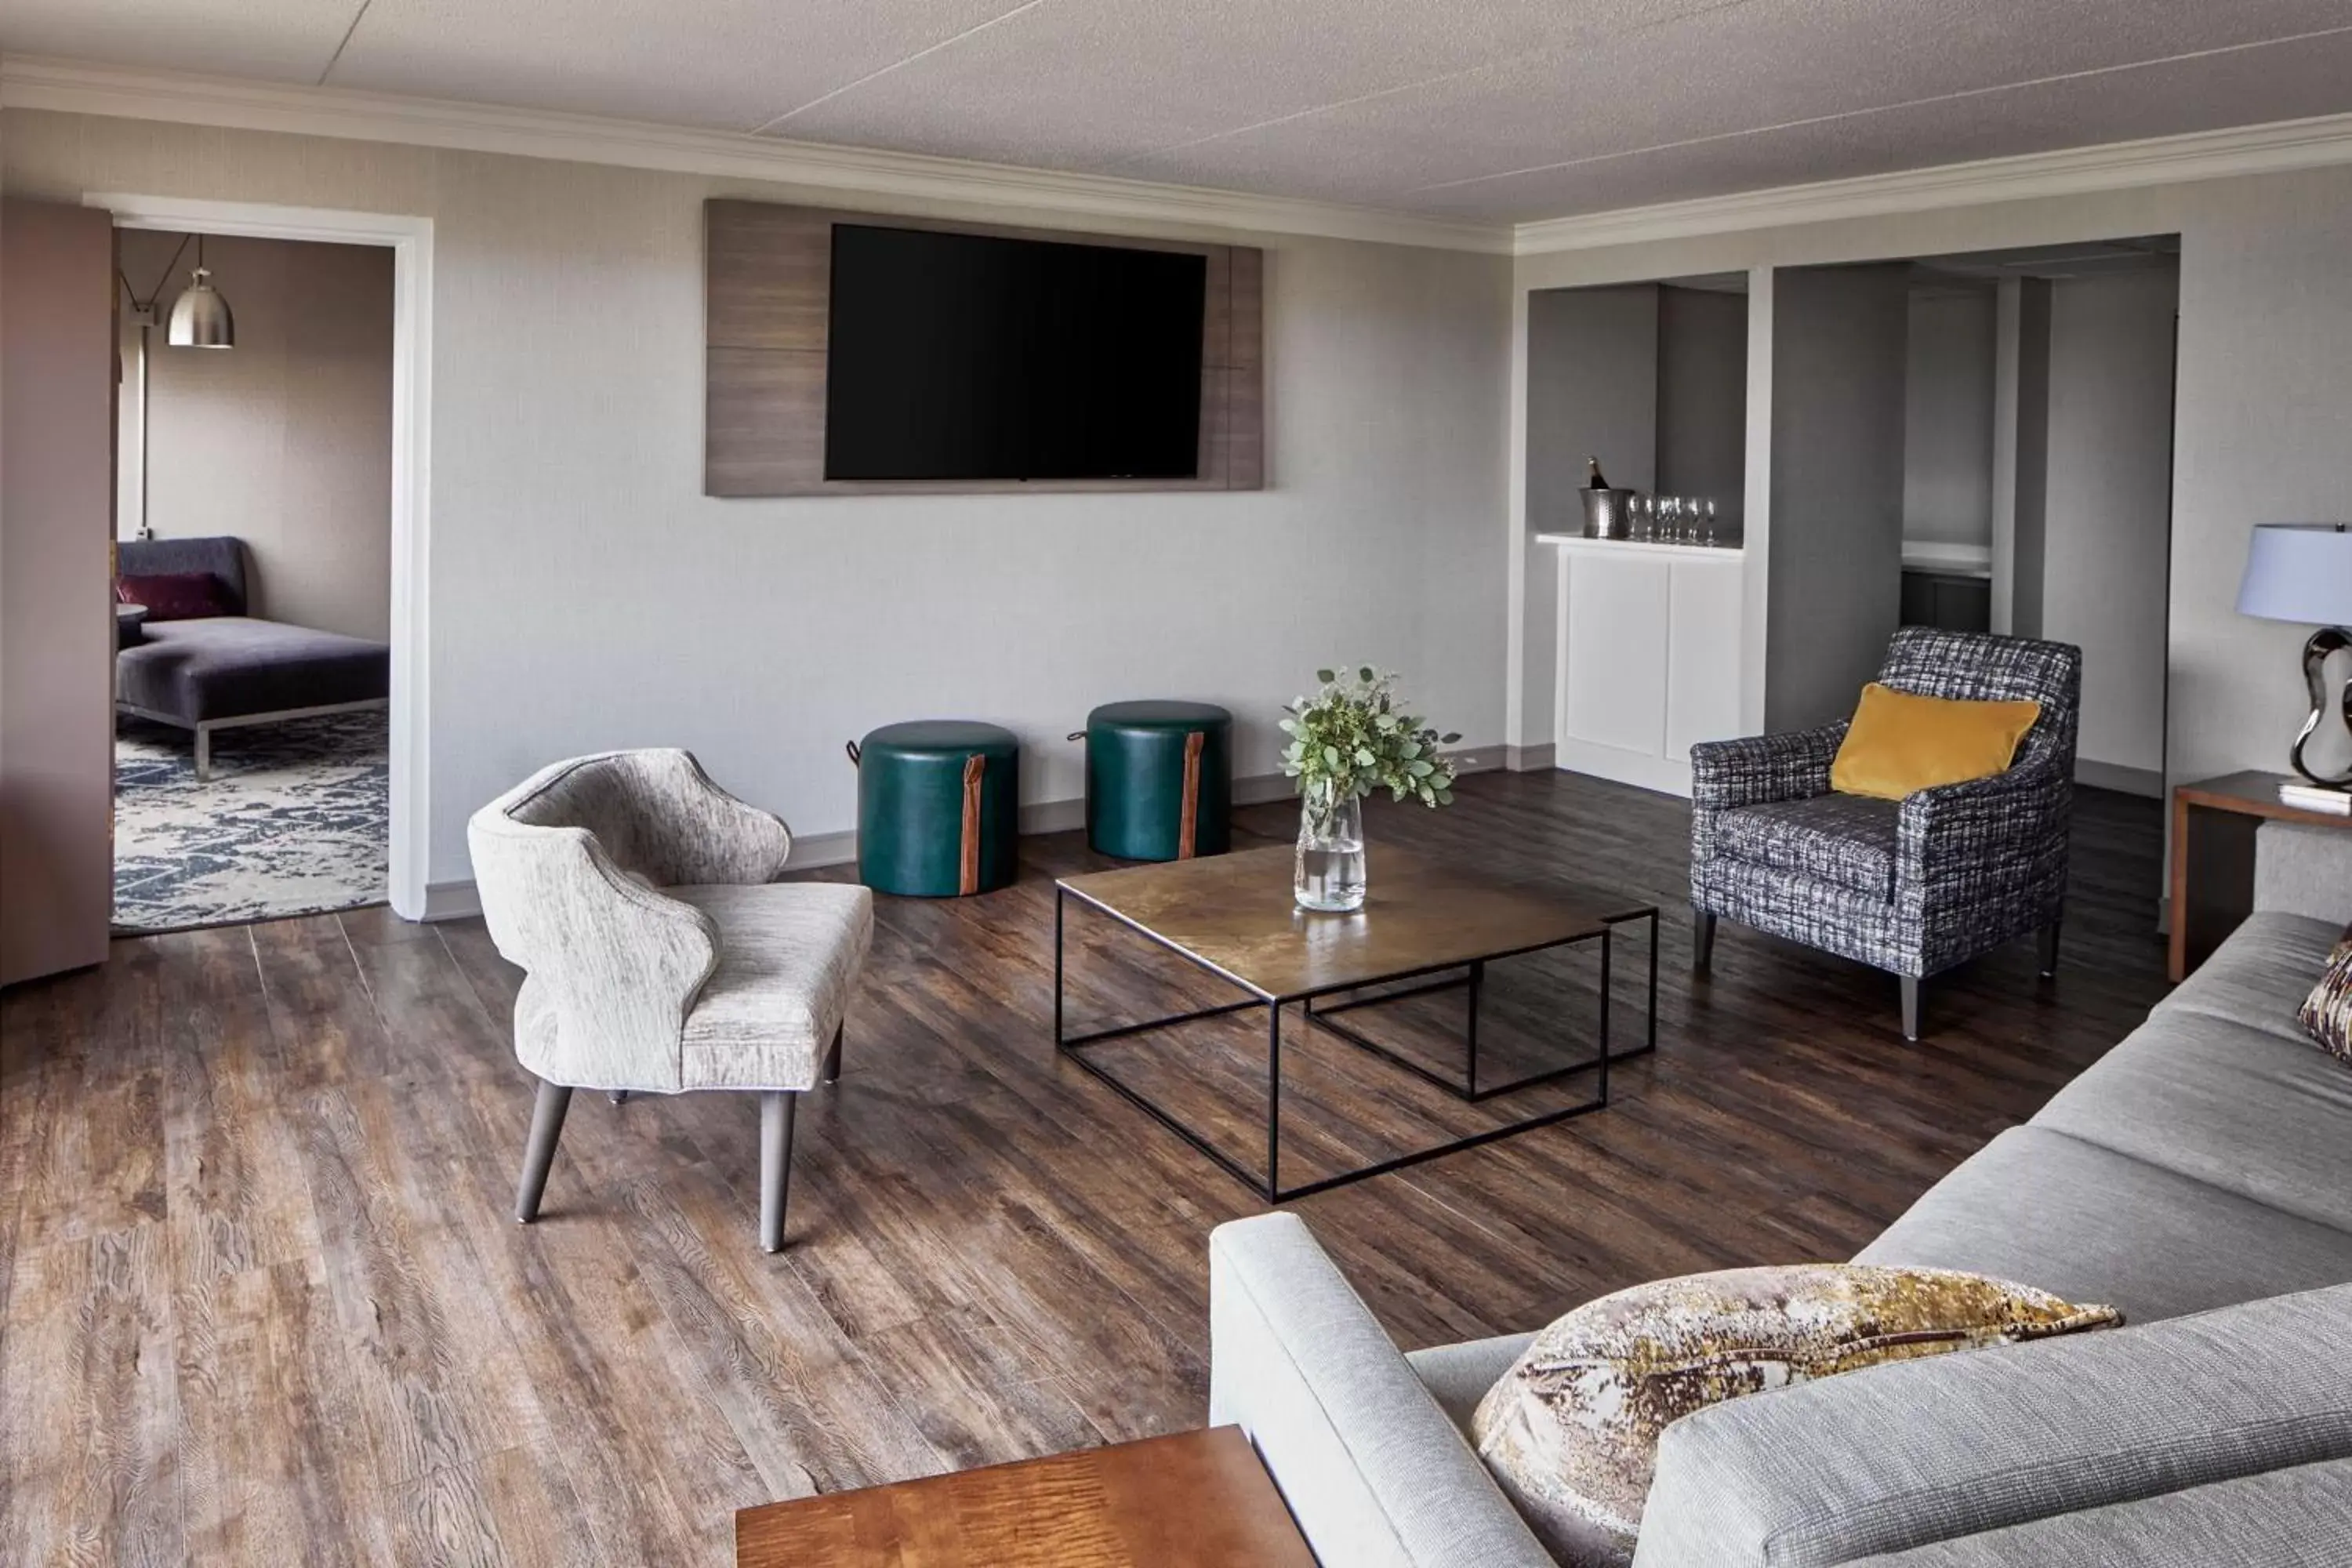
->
[762,0,1737,170]
[0,0,359,82]
[7,0,2352,220]
[1113,0,2352,205]
[1404,27,2352,221]
[325,0,1027,131]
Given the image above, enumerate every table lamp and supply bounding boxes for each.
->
[2237,521,2352,786]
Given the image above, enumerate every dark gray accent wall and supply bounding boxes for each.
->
[2009,277,2053,639]
[1767,263,1911,731]
[1656,285,1748,528]
[1526,284,1658,536]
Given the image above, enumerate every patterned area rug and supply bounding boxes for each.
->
[113,710,388,934]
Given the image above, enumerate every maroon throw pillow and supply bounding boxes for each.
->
[117,571,235,622]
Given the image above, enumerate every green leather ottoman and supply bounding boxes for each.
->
[849,720,1020,897]
[1080,701,1232,862]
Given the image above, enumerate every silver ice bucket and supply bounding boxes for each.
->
[1581,488,1636,538]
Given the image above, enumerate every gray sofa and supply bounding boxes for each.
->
[1209,820,2352,1566]
[115,535,389,780]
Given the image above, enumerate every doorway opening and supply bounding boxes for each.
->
[1901,236,2180,799]
[107,227,395,932]
[93,195,432,933]
[1762,238,2180,798]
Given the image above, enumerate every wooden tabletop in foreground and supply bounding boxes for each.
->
[1058,844,1642,1000]
[735,1427,1316,1568]
[2175,768,2352,826]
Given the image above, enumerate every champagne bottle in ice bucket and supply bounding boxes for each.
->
[1581,456,1632,537]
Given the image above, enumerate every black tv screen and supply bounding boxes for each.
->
[823,224,1207,481]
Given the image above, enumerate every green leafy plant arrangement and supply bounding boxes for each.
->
[1279,666,1461,809]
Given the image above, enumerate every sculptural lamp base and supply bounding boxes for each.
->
[2289,626,2352,788]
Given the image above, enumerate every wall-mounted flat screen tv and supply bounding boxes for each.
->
[823,223,1207,482]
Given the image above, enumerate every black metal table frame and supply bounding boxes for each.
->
[1052,884,1660,1203]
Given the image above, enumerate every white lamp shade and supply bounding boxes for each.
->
[167,268,234,348]
[2237,523,2352,626]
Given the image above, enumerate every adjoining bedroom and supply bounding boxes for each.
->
[111,228,394,934]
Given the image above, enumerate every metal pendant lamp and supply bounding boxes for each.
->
[166,234,234,348]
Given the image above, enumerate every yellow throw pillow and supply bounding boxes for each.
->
[1469,1264,2122,1567]
[1829,682,2041,801]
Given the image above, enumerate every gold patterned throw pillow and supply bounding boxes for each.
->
[1468,1264,2123,1567]
[2299,924,2352,1064]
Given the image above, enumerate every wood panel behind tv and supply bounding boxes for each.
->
[704,200,1263,497]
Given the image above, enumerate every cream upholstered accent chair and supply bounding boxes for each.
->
[467,749,873,1252]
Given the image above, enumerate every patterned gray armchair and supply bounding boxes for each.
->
[468,750,873,1251]
[1688,629,2082,1040]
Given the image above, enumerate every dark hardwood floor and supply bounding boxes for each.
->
[0,770,2172,1565]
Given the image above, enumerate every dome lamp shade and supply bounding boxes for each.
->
[166,237,233,348]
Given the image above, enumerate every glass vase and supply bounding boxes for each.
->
[1294,786,1367,913]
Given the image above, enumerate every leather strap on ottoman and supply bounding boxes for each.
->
[960,753,985,895]
[1178,730,1207,860]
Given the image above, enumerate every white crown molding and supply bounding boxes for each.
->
[18,53,2352,263]
[1512,110,2352,255]
[0,54,1513,254]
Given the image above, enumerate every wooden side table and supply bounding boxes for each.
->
[2170,770,2352,980]
[735,1427,1315,1568]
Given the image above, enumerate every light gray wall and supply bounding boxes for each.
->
[1766,264,1910,731]
[2042,266,2177,780]
[1902,287,1995,553]
[1656,285,1747,530]
[2172,173,2352,787]
[5,109,1512,889]
[117,230,393,640]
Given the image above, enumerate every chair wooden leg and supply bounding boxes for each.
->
[1692,906,1717,975]
[1900,976,1922,1043]
[760,1091,798,1253]
[2038,917,2062,980]
[514,1078,573,1224]
[822,1025,844,1085]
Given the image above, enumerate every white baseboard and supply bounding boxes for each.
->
[422,879,482,921]
[1236,769,1299,808]
[2077,760,2164,798]
[1505,742,1556,773]
[1553,739,1695,798]
[416,774,1323,920]
[783,828,858,871]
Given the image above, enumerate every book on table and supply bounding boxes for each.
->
[2278,780,2352,815]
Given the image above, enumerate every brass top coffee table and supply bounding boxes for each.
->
[1053,845,1657,1200]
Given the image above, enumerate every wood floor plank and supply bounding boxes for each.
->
[297,1078,550,1486]
[0,773,2176,1565]
[384,1445,595,1568]
[173,1256,384,1566]
[250,915,401,1090]
[0,1226,185,1566]
[160,927,323,1284]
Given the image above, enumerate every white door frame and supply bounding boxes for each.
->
[88,193,434,921]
